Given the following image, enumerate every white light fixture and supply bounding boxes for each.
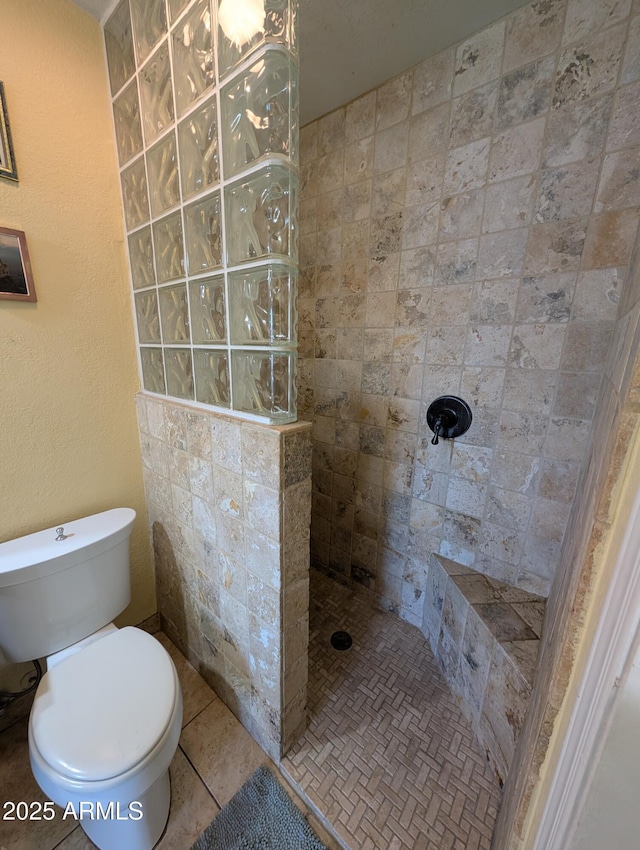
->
[218,0,266,49]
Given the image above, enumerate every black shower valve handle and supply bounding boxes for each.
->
[426,395,473,445]
[431,416,443,445]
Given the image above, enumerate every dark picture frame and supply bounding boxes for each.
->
[0,227,36,302]
[0,81,18,183]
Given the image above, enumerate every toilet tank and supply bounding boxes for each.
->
[0,509,136,663]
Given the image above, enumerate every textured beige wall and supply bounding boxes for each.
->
[0,0,154,626]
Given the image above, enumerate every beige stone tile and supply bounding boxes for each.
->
[496,57,555,133]
[460,364,507,407]
[524,219,587,275]
[488,117,546,183]
[180,696,269,808]
[373,121,409,174]
[412,47,455,114]
[435,237,478,285]
[0,718,75,850]
[477,228,529,279]
[554,25,626,107]
[561,321,614,371]
[535,160,601,222]
[503,0,566,73]
[317,108,346,157]
[317,150,345,197]
[621,12,640,83]
[369,252,401,291]
[582,209,639,268]
[482,175,536,233]
[155,632,217,727]
[404,155,444,212]
[501,639,540,687]
[545,92,613,167]
[465,324,512,367]
[444,137,491,195]
[453,20,505,97]
[343,137,374,185]
[563,0,631,45]
[450,81,498,148]
[300,122,317,160]
[408,102,450,162]
[376,72,412,131]
[157,747,219,849]
[595,147,640,212]
[345,90,376,142]
[509,323,567,371]
[439,189,485,242]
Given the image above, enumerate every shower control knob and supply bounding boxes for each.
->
[426,396,473,444]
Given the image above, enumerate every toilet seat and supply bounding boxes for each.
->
[31,627,178,782]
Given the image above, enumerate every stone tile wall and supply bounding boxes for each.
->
[493,166,640,845]
[298,0,640,616]
[136,394,312,759]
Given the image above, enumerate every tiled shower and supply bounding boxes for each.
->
[298,0,640,613]
[102,0,640,842]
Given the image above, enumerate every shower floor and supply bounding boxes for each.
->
[281,570,501,850]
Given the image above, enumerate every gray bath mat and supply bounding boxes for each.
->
[189,765,328,850]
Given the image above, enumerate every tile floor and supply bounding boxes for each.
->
[281,570,502,850]
[0,575,501,850]
[0,633,340,850]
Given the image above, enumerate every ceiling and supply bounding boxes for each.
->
[72,0,532,124]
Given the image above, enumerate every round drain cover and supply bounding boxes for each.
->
[330,631,353,651]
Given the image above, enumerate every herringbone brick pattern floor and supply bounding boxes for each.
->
[282,570,501,850]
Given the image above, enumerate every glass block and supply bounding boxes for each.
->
[104,0,135,96]
[139,43,174,145]
[169,0,190,23]
[172,0,214,118]
[165,348,194,399]
[177,96,219,200]
[130,0,167,65]
[140,347,166,394]
[113,81,143,165]
[121,159,150,230]
[228,264,296,345]
[231,350,296,421]
[224,165,297,265]
[146,132,180,216]
[221,48,297,178]
[128,226,156,289]
[134,290,161,342]
[189,276,226,343]
[153,211,184,282]
[194,349,230,407]
[159,283,190,342]
[218,0,296,79]
[185,192,223,274]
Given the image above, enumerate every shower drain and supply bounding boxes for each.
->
[330,630,353,651]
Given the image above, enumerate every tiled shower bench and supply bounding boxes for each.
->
[421,554,546,785]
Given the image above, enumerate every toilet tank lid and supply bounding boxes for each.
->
[30,627,179,782]
[0,508,136,587]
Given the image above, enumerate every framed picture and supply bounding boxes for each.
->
[0,227,36,302]
[0,81,18,183]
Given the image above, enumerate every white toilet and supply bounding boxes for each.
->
[0,508,183,850]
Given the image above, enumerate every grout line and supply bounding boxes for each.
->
[176,742,221,808]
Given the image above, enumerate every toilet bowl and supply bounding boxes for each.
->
[28,626,183,850]
[0,509,184,850]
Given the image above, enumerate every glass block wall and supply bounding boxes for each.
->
[104,0,299,424]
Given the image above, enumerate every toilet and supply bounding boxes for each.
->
[0,508,183,850]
